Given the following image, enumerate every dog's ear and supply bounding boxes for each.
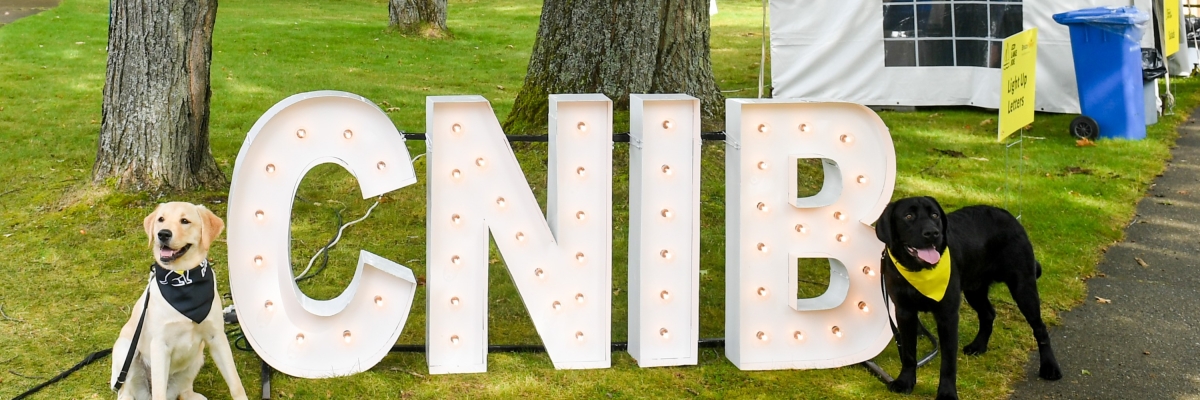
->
[924,196,949,236]
[144,205,160,248]
[197,205,225,252]
[875,201,895,243]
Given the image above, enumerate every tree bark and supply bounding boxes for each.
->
[94,0,226,192]
[504,0,725,133]
[388,0,448,37]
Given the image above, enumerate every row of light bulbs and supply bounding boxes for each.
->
[262,295,387,346]
[264,129,390,177]
[752,122,855,145]
[752,317,868,342]
[647,117,685,344]
[753,162,869,186]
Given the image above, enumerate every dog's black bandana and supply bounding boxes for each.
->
[152,260,215,324]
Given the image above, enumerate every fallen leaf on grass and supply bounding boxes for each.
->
[1076,138,1096,147]
[979,118,994,127]
[1135,257,1149,267]
[1095,297,1111,304]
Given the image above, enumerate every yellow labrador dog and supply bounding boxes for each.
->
[110,202,247,400]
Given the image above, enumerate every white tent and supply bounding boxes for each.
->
[769,0,1167,114]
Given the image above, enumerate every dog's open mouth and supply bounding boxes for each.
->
[159,243,192,263]
[906,246,941,265]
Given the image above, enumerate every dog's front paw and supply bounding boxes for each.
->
[1039,362,1063,381]
[935,391,959,400]
[887,377,915,394]
[180,389,208,400]
[962,342,988,356]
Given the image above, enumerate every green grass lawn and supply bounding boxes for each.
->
[1,0,1197,398]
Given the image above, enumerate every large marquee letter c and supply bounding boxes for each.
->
[227,91,419,378]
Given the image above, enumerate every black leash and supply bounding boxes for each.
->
[112,287,151,391]
[859,250,940,384]
[11,349,113,400]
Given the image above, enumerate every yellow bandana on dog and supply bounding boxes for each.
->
[887,247,952,302]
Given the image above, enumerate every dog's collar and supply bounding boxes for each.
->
[151,260,215,324]
[886,247,952,302]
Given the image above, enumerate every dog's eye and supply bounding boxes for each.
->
[904,214,914,220]
[157,217,164,223]
[181,218,190,225]
[931,214,939,219]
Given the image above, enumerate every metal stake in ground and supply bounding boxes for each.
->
[1004,130,1025,219]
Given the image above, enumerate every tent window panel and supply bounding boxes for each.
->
[883,4,916,38]
[881,0,1021,69]
[953,4,989,38]
[885,40,918,67]
[916,3,954,38]
[990,5,1023,38]
[918,40,955,66]
[956,40,990,67]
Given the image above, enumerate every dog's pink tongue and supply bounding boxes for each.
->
[160,248,176,258]
[916,247,940,264]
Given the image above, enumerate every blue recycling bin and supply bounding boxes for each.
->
[1054,7,1149,140]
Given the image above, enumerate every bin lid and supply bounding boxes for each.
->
[1053,6,1149,26]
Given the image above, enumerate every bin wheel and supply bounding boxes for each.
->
[1070,116,1099,140]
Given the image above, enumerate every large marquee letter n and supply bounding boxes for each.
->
[426,95,613,374]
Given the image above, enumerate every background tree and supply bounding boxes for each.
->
[94,0,225,191]
[504,0,725,133]
[388,0,448,37]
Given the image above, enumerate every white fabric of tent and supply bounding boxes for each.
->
[770,0,1163,114]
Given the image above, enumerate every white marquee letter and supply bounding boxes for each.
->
[724,99,895,370]
[627,94,701,367]
[426,95,612,374]
[227,91,419,378]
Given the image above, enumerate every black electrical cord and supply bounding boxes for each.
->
[385,338,728,354]
[400,132,728,143]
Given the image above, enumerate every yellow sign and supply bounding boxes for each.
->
[1000,28,1037,142]
[1165,0,1181,56]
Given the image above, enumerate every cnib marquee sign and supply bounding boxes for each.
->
[226,91,896,378]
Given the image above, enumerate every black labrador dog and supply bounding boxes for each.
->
[875,197,1062,400]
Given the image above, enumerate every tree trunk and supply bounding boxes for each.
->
[94,0,226,192]
[504,0,725,133]
[388,0,448,37]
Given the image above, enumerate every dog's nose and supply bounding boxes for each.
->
[157,229,172,243]
[922,230,941,240]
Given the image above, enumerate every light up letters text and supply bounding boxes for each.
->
[226,92,896,377]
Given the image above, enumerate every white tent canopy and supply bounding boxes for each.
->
[770,0,1161,114]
